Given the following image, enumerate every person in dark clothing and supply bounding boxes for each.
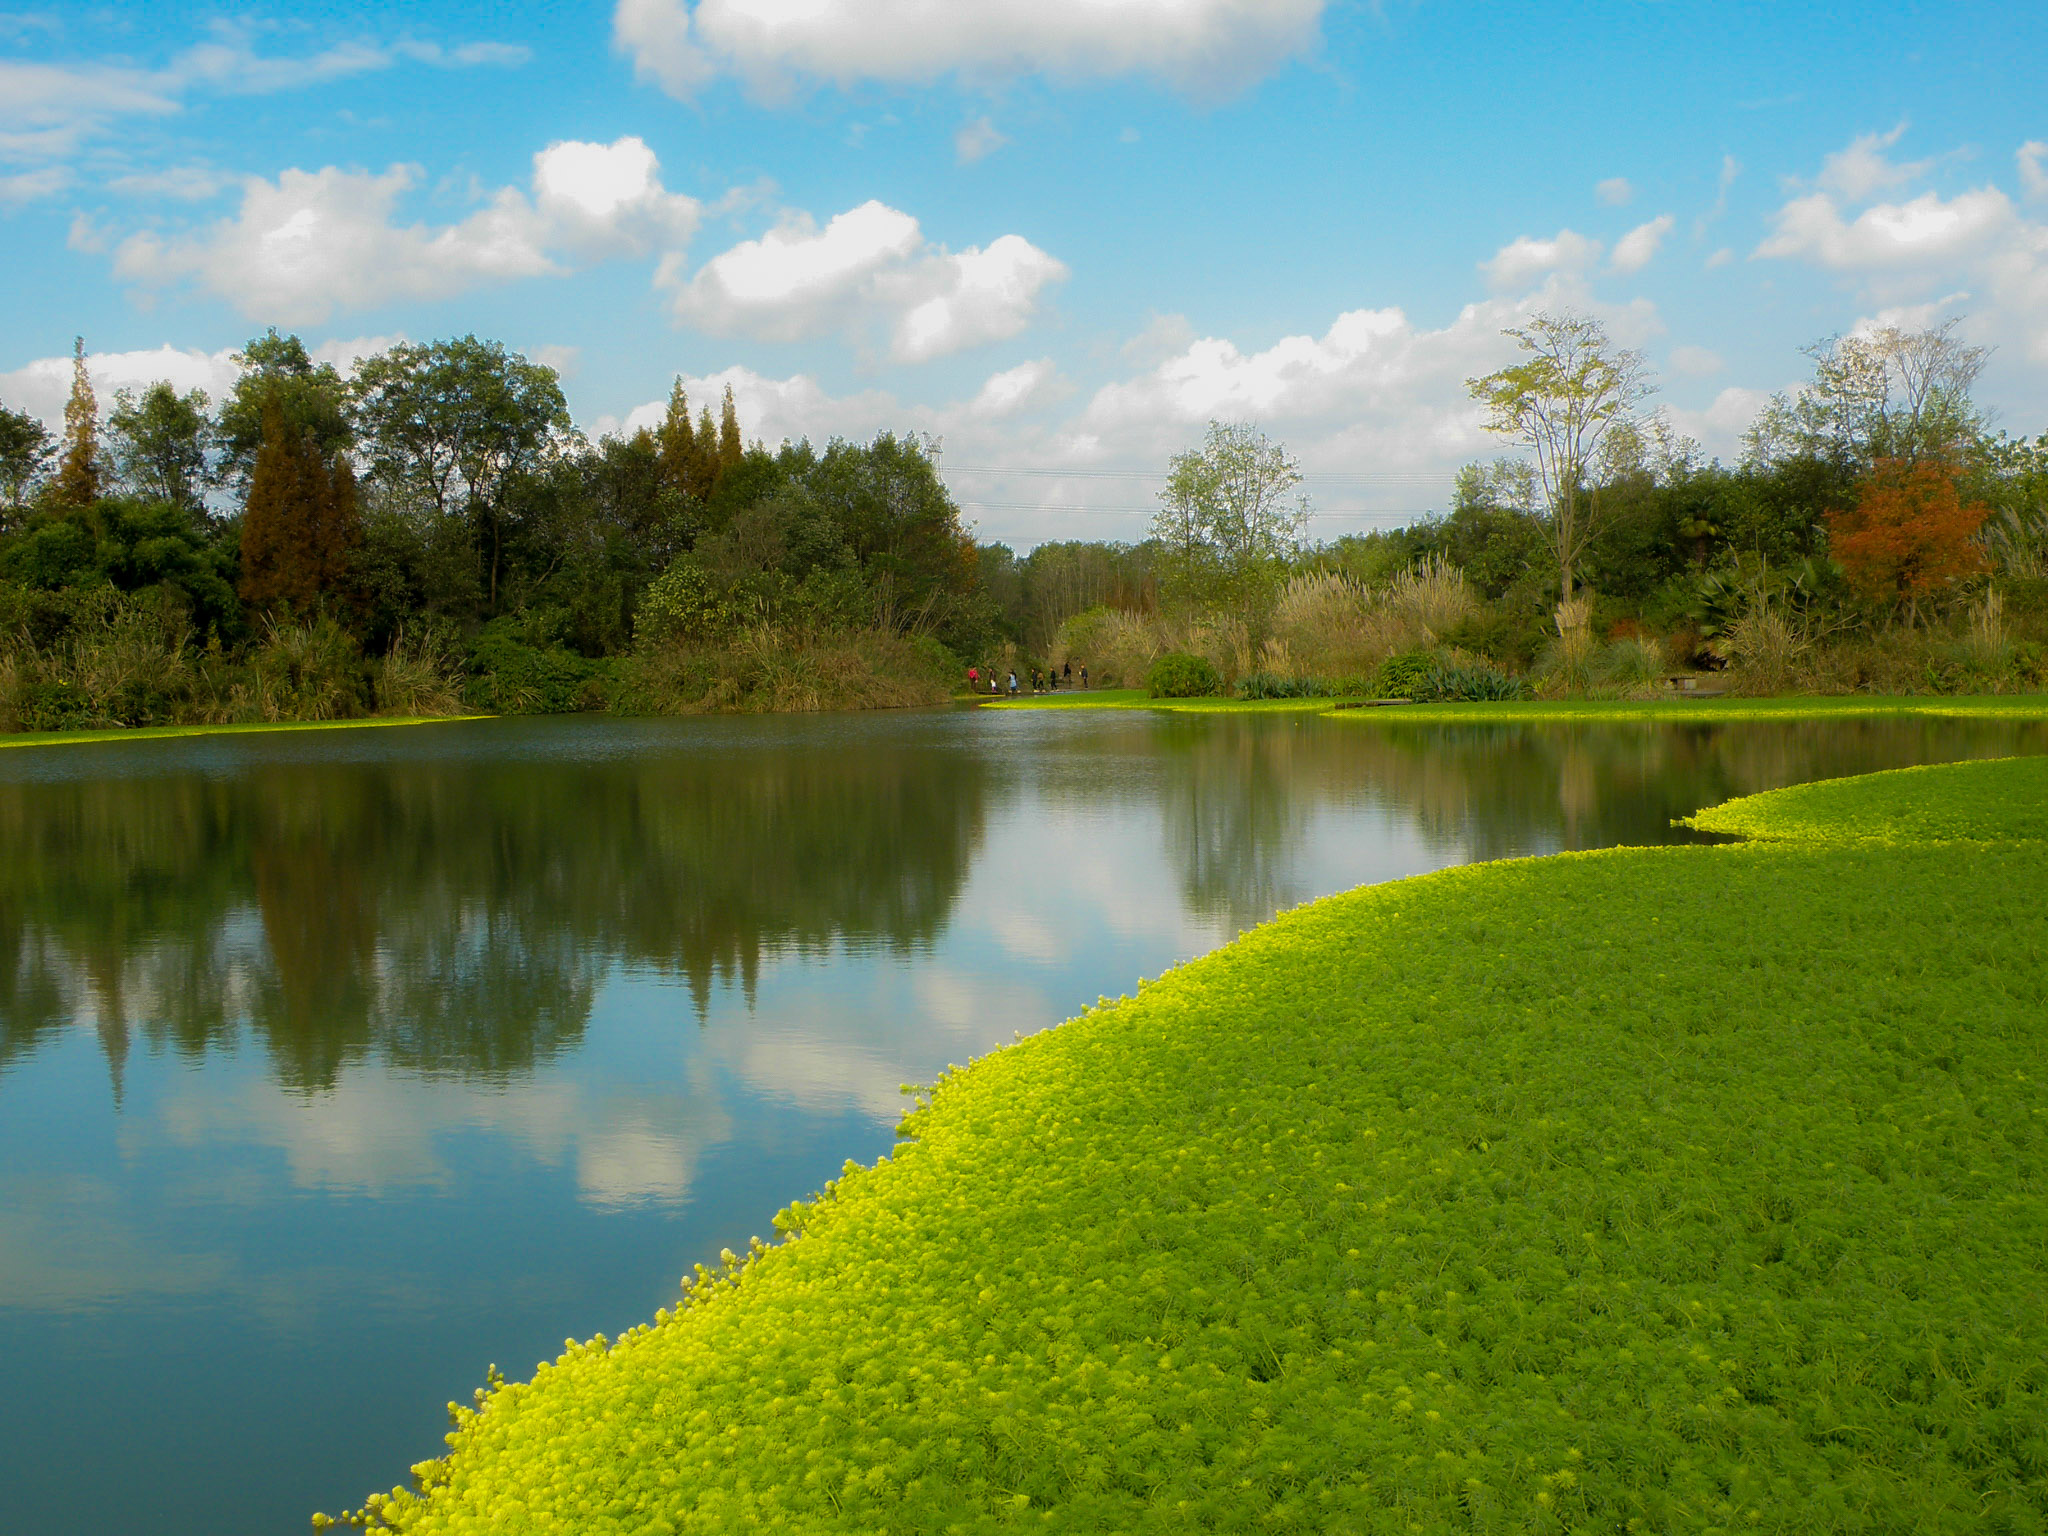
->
[1062,660,1072,685]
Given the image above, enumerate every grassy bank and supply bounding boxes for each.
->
[331,757,2048,1534]
[991,689,2048,725]
[0,715,482,751]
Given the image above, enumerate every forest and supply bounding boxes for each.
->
[2,313,2045,731]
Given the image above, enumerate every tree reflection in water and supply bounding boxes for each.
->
[0,721,993,1096]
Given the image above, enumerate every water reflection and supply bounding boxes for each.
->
[0,721,993,1096]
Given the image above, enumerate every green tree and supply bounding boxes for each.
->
[351,336,573,612]
[108,381,214,512]
[0,403,51,521]
[1151,421,1309,623]
[217,329,353,483]
[718,384,744,478]
[240,398,362,612]
[1468,311,1652,603]
[53,337,101,508]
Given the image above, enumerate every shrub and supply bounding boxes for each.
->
[1369,649,1435,699]
[465,618,605,714]
[1234,671,1336,700]
[1144,650,1222,698]
[1425,659,1529,701]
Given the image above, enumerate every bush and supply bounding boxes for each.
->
[1425,659,1529,701]
[1369,649,1435,699]
[1143,651,1222,698]
[465,618,606,714]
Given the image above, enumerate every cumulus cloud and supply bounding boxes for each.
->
[1480,229,1601,291]
[1610,214,1674,275]
[2019,142,2048,203]
[1668,344,1723,377]
[1754,134,2048,368]
[0,337,397,432]
[663,199,1066,362]
[113,136,699,324]
[613,0,1326,101]
[1595,177,1634,207]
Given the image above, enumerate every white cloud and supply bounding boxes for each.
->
[0,25,526,166]
[1813,121,1930,201]
[2019,142,2048,203]
[955,115,1008,164]
[0,165,68,202]
[105,164,229,201]
[1610,214,1674,275]
[1694,153,1740,239]
[0,337,399,432]
[1755,186,2014,273]
[1595,177,1633,207]
[113,137,699,324]
[613,0,1326,101]
[1668,344,1723,377]
[664,199,1065,362]
[1480,228,1601,291]
[1704,247,1734,269]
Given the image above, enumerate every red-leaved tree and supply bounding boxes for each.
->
[1826,457,1988,625]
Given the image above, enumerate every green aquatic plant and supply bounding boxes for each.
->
[331,755,2048,1534]
[1686,753,2048,846]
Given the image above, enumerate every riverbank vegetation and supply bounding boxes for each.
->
[326,753,2046,1533]
[6,312,2046,734]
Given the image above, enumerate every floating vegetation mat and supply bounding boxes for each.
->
[331,757,2048,1534]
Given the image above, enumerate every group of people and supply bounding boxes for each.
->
[966,660,1087,697]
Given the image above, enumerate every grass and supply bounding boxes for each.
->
[331,756,2048,1535]
[0,716,481,751]
[992,690,2048,724]
[1685,753,2048,846]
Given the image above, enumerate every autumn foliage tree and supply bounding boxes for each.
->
[1826,457,1989,625]
[240,398,361,611]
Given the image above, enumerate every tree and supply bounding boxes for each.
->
[217,329,353,484]
[1150,421,1309,622]
[0,403,51,520]
[109,382,214,512]
[1746,320,1989,475]
[53,337,102,507]
[718,385,744,478]
[240,398,361,612]
[351,337,573,611]
[1467,311,1652,602]
[1826,457,1989,626]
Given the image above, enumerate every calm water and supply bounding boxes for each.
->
[3,706,2043,1535]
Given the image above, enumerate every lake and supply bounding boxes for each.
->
[2,706,2041,1535]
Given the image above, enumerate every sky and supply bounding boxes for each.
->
[4,0,2048,548]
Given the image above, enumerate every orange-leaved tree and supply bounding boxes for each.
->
[1826,456,1988,625]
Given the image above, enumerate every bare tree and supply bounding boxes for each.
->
[1467,311,1652,601]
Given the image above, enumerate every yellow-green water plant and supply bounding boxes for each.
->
[329,755,2048,1534]
[1685,752,2048,846]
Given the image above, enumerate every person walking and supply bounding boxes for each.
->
[1062,660,1071,687]
[967,665,979,694]
[1079,663,1088,690]
[1007,670,1019,696]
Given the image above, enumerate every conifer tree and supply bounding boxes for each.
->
[718,384,744,476]
[695,403,720,498]
[656,379,697,495]
[53,337,102,507]
[240,397,360,610]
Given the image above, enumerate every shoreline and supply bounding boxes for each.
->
[331,753,2048,1532]
[0,715,487,752]
[982,688,2048,723]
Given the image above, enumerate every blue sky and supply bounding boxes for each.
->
[5,1,2047,546]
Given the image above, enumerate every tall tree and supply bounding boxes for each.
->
[1467,310,1652,603]
[1151,421,1309,623]
[53,338,102,507]
[718,385,744,478]
[1747,320,1989,474]
[240,398,361,611]
[217,329,353,484]
[109,382,214,512]
[0,403,51,520]
[351,336,572,611]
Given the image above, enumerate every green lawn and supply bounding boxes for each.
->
[0,716,480,751]
[989,690,2048,724]
[333,756,2048,1535]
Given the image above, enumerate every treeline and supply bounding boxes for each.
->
[0,332,987,730]
[975,319,2048,700]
